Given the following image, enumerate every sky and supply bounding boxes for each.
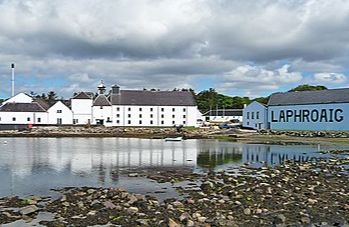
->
[0,0,349,99]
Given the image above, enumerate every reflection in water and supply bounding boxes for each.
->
[0,138,348,197]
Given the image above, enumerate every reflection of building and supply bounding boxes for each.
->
[242,144,331,165]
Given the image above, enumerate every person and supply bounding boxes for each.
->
[28,123,33,132]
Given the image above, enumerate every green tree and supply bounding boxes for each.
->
[288,84,327,92]
[47,91,58,101]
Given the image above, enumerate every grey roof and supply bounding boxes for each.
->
[73,92,94,99]
[204,109,243,116]
[0,103,47,112]
[109,90,196,106]
[33,98,50,110]
[94,95,111,106]
[268,88,349,106]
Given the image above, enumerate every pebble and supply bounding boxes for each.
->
[243,208,251,215]
[19,205,39,215]
[127,207,139,214]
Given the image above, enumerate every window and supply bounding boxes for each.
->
[128,114,131,118]
[128,120,131,124]
[57,118,62,124]
[100,106,103,109]
[12,117,16,122]
[116,120,120,124]
[172,115,175,118]
[37,118,41,123]
[172,121,175,125]
[247,112,250,119]
[116,114,120,118]
[172,108,175,112]
[116,107,120,111]
[183,115,186,118]
[107,117,111,122]
[161,114,164,118]
[139,114,142,118]
[139,120,142,124]
[183,108,186,112]
[183,121,186,125]
[128,107,131,111]
[161,108,164,112]
[139,108,142,111]
[161,120,164,125]
[27,117,31,121]
[150,108,153,112]
[247,122,249,125]
[150,120,153,125]
[57,110,62,113]
[256,112,259,119]
[73,119,78,124]
[150,114,153,118]
[251,112,254,119]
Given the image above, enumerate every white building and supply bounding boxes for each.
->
[268,88,349,131]
[242,101,268,130]
[0,82,203,128]
[203,109,243,123]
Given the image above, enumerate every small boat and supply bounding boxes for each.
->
[165,137,183,142]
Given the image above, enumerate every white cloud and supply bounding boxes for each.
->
[314,73,347,84]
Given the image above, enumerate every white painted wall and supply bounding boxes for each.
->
[71,99,93,125]
[92,106,113,126]
[208,116,243,122]
[2,93,33,105]
[47,101,73,125]
[243,101,268,130]
[0,112,48,125]
[268,103,349,131]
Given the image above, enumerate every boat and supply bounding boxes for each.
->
[164,137,183,142]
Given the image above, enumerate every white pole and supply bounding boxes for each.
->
[11,63,15,97]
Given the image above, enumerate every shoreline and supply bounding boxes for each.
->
[0,155,348,226]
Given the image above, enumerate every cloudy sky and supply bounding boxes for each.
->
[0,0,349,99]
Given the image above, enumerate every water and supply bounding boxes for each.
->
[0,137,348,198]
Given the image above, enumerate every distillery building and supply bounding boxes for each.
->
[267,88,349,131]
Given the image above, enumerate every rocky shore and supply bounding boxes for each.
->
[1,156,348,226]
[259,130,349,138]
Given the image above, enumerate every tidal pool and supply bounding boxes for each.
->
[0,137,348,198]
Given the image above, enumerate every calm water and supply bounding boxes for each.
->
[0,138,348,198]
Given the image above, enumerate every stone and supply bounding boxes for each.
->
[187,220,195,227]
[197,217,207,223]
[87,210,97,216]
[255,209,262,214]
[179,212,190,221]
[19,205,39,215]
[200,181,214,192]
[127,207,139,214]
[128,173,138,177]
[128,195,138,204]
[103,200,117,209]
[173,201,184,207]
[243,208,251,215]
[301,216,311,224]
[234,201,242,206]
[168,218,180,227]
[307,198,317,205]
[136,219,149,226]
[274,214,286,223]
[87,189,95,194]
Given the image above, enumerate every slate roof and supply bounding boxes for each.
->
[268,88,349,106]
[94,94,111,106]
[33,98,50,110]
[73,92,94,99]
[204,109,243,116]
[0,102,47,112]
[109,90,196,106]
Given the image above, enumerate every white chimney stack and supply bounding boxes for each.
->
[11,63,15,97]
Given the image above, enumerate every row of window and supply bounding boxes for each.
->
[116,114,187,119]
[122,120,186,125]
[246,111,260,120]
[100,107,187,112]
[0,117,42,122]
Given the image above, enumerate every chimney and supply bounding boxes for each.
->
[11,63,15,97]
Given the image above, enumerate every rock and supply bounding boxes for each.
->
[301,216,311,224]
[274,214,286,223]
[187,220,195,227]
[87,210,97,216]
[200,181,214,192]
[62,202,70,207]
[87,189,95,194]
[173,201,184,207]
[180,212,190,221]
[243,208,251,215]
[77,201,84,208]
[234,201,242,206]
[136,219,149,226]
[197,217,207,223]
[128,173,138,177]
[168,218,180,227]
[128,195,138,204]
[255,209,262,214]
[307,198,317,205]
[103,200,117,209]
[19,205,39,215]
[127,207,139,214]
